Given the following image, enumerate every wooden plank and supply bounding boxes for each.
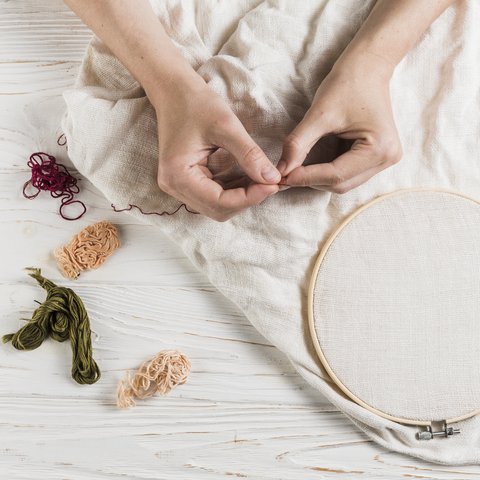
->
[0,61,81,95]
[1,282,316,405]
[0,1,91,62]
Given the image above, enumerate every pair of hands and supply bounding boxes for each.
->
[155,61,402,222]
[67,0,454,223]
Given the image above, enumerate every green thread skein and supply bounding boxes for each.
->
[2,267,100,385]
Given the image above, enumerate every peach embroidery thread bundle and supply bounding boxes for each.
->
[54,220,120,279]
[117,350,191,409]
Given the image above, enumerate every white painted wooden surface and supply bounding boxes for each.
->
[1,2,480,478]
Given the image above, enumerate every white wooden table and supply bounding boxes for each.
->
[2,2,480,478]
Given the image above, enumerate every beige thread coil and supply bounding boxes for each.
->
[54,220,120,279]
[117,350,191,409]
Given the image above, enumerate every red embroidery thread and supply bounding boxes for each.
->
[111,202,199,216]
[57,133,67,147]
[23,152,86,221]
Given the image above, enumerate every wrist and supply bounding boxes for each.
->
[142,60,207,109]
[331,46,396,84]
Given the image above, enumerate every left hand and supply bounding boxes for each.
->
[277,59,403,194]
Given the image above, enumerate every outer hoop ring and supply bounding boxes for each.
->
[307,187,480,426]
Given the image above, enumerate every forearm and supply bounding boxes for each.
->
[64,0,205,105]
[335,0,458,78]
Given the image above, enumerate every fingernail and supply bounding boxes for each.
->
[277,160,286,174]
[261,165,281,183]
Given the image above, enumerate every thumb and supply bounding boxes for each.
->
[277,112,332,177]
[215,123,281,184]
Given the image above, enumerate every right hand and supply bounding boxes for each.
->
[277,58,402,193]
[152,80,281,222]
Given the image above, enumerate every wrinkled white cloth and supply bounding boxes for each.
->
[62,0,480,464]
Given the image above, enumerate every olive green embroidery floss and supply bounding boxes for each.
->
[2,267,100,385]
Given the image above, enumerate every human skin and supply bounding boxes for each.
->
[65,0,458,219]
[277,0,459,193]
[64,0,281,222]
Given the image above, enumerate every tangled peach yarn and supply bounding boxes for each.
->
[54,220,120,279]
[117,350,191,409]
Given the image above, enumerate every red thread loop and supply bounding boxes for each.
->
[23,152,86,221]
[111,203,199,216]
[57,133,67,147]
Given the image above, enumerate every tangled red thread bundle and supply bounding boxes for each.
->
[23,152,86,221]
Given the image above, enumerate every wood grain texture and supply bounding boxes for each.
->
[1,1,480,478]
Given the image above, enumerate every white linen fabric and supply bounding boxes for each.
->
[62,0,480,464]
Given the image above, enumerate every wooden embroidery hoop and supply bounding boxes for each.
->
[307,187,480,431]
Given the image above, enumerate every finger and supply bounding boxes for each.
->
[212,120,281,185]
[175,164,279,221]
[315,143,401,193]
[277,111,332,177]
[308,163,388,194]
[332,163,387,192]
[283,143,382,188]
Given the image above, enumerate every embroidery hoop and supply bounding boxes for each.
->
[308,187,480,430]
